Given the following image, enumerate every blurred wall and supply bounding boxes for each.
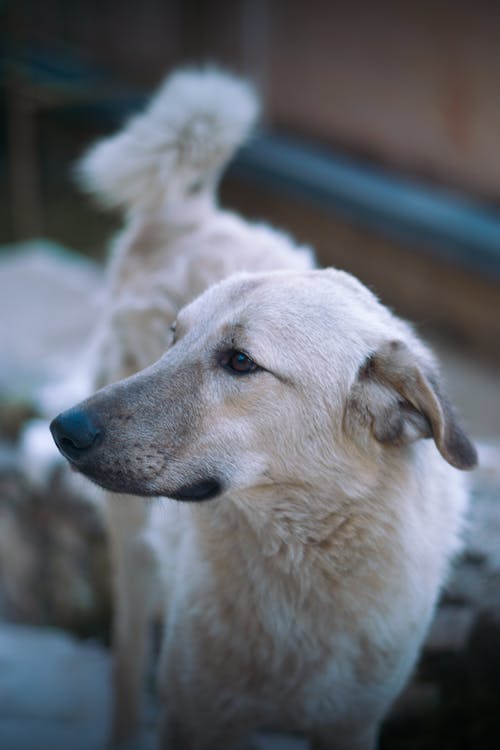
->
[266,0,500,203]
[7,0,500,202]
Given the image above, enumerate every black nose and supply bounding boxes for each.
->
[50,408,102,462]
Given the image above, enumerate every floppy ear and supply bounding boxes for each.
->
[345,340,477,470]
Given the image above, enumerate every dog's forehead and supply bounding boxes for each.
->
[224,269,381,309]
[179,268,392,344]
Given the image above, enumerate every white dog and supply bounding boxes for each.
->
[51,68,477,750]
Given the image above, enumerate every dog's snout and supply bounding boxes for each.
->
[50,408,102,462]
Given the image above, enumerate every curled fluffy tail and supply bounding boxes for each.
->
[76,67,259,220]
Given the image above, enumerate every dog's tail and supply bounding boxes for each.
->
[76,67,259,222]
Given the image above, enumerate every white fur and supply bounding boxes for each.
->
[77,66,259,223]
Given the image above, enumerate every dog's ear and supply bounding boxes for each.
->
[345,340,477,470]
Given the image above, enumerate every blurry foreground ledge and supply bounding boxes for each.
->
[0,240,103,400]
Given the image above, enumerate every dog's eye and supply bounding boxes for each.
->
[222,350,259,375]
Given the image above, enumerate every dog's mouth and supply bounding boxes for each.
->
[72,466,224,502]
[74,465,224,501]
[168,478,223,502]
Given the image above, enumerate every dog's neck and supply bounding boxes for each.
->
[192,474,407,577]
[184,479,411,647]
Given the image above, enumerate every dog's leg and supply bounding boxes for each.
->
[158,714,250,750]
[106,494,161,746]
[311,722,378,750]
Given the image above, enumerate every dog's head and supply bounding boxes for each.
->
[50,269,477,502]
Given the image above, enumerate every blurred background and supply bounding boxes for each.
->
[0,1,499,748]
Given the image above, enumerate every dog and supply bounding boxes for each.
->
[65,66,314,746]
[51,69,477,749]
[51,266,477,750]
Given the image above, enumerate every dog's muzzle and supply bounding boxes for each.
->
[50,407,102,464]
